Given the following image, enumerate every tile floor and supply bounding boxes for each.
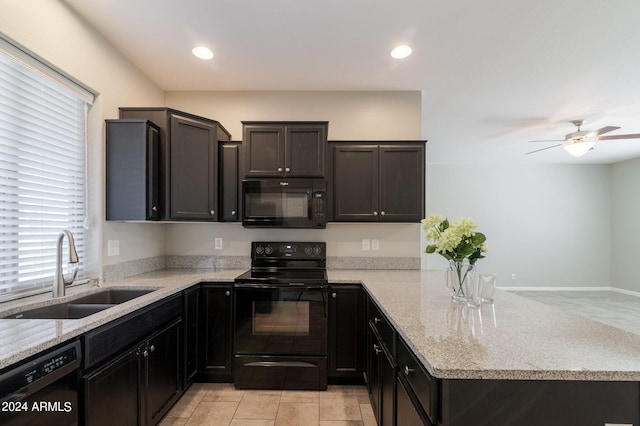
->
[160,383,376,426]
[512,289,640,336]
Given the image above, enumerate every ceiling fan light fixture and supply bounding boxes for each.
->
[390,45,412,59]
[563,140,595,157]
[192,46,214,60]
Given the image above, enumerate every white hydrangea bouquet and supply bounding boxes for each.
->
[422,214,487,301]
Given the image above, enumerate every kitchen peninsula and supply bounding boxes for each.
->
[1,269,639,425]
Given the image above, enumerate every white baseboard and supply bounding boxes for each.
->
[499,285,640,297]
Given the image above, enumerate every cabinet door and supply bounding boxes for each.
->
[331,145,379,221]
[199,284,234,381]
[170,114,218,220]
[83,347,141,426]
[106,120,160,221]
[244,125,285,177]
[328,285,364,382]
[183,286,199,388]
[397,375,432,426]
[219,141,241,221]
[146,319,182,426]
[378,144,425,222]
[285,123,327,177]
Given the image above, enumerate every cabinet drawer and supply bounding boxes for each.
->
[396,336,438,424]
[368,299,394,352]
[83,294,182,369]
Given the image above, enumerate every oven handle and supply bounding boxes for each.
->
[244,361,317,368]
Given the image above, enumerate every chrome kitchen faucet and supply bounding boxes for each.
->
[53,230,79,298]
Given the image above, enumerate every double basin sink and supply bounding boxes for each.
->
[2,288,156,320]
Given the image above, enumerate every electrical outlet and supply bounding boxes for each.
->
[107,240,120,257]
[371,239,379,251]
[361,239,371,251]
[511,273,517,280]
[214,238,223,250]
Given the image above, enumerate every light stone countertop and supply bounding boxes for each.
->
[2,268,640,382]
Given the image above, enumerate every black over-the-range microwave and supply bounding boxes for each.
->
[241,179,327,228]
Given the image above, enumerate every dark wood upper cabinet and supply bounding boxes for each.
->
[118,107,231,221]
[219,141,241,222]
[243,121,328,178]
[328,141,425,222]
[106,119,160,221]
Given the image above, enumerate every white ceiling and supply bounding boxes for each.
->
[65,0,640,164]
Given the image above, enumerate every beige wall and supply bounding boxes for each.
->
[0,0,166,272]
[164,91,423,259]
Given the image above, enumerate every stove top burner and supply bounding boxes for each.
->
[236,241,328,286]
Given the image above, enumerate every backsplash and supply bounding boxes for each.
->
[102,255,420,281]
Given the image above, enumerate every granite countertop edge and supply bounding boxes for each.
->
[1,268,640,382]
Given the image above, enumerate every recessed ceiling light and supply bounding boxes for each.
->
[390,45,412,59]
[192,46,214,60]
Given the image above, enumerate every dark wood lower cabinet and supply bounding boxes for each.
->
[83,319,181,426]
[183,285,199,388]
[328,284,364,383]
[83,346,140,425]
[397,375,432,426]
[367,322,395,426]
[197,283,234,382]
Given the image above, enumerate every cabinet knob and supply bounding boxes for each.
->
[404,366,415,376]
[231,210,236,216]
[373,317,382,324]
[142,350,149,358]
[373,211,378,216]
[380,211,386,216]
[209,210,215,216]
[285,167,291,173]
[149,345,156,353]
[373,344,382,355]
[152,206,157,211]
[225,290,230,297]
[331,292,337,299]
[277,167,283,172]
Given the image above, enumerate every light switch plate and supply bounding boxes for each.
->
[214,238,223,250]
[371,239,379,251]
[361,239,371,251]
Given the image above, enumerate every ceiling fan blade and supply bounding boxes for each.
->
[528,139,564,143]
[598,133,640,141]
[525,143,562,155]
[593,126,621,136]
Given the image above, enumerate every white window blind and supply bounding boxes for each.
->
[0,43,90,299]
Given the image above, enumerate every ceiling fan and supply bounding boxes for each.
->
[526,120,640,157]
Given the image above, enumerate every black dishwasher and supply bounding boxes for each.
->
[0,340,81,425]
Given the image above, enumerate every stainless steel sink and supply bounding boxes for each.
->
[3,303,112,319]
[1,288,156,319]
[71,288,155,304]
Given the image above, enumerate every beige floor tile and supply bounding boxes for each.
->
[318,421,364,425]
[275,401,319,425]
[235,394,281,420]
[319,395,362,421]
[159,418,188,426]
[230,421,276,426]
[280,390,320,403]
[359,403,376,426]
[185,401,239,426]
[203,383,245,402]
[165,383,210,418]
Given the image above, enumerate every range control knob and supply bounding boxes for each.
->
[304,246,313,255]
[255,245,264,255]
[264,245,273,255]
[313,245,322,256]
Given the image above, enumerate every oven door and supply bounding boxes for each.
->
[234,284,327,356]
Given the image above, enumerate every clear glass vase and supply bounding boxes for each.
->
[445,260,477,303]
